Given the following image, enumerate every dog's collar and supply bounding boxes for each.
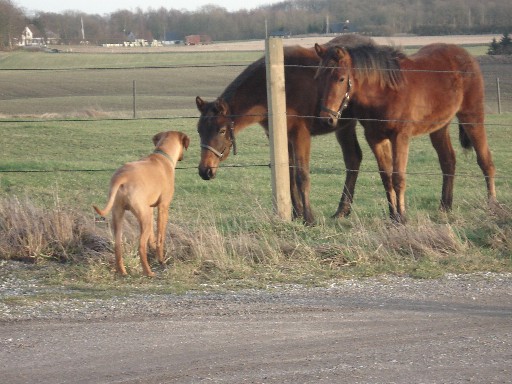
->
[153,149,175,168]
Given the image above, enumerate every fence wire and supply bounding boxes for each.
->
[1,60,511,182]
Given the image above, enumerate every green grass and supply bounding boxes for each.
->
[0,47,511,294]
[3,116,507,221]
[0,50,263,69]
[1,114,511,290]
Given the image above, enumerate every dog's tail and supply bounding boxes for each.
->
[92,178,125,217]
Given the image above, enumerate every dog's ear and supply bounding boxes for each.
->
[152,132,165,147]
[182,134,190,150]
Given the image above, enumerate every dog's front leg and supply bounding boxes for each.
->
[156,205,170,266]
[148,218,157,252]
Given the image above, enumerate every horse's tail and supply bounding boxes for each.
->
[458,124,473,150]
[93,177,125,217]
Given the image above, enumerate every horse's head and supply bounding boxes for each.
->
[314,44,353,128]
[195,96,237,180]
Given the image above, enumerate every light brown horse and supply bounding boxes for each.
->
[314,42,496,223]
[196,35,375,225]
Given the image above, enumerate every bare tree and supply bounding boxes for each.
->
[0,0,26,49]
[15,0,512,45]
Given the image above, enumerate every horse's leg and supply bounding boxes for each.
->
[288,143,303,220]
[391,133,411,224]
[364,130,397,220]
[457,115,497,204]
[332,119,362,218]
[429,124,456,211]
[289,125,313,225]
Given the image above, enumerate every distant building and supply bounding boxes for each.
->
[19,25,60,46]
[328,20,356,34]
[20,26,44,46]
[270,30,291,38]
[185,35,212,45]
[46,30,60,45]
[126,32,136,42]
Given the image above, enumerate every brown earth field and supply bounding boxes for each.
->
[69,33,503,53]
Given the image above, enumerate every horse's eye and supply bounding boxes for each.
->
[339,76,345,83]
[219,127,227,135]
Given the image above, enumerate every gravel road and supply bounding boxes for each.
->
[1,265,511,384]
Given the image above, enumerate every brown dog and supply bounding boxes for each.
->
[93,131,190,277]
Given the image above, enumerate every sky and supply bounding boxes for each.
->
[16,0,283,15]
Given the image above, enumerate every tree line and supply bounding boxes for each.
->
[1,0,512,48]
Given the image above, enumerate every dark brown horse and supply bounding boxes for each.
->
[196,35,374,224]
[314,42,497,223]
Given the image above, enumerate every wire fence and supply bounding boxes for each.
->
[0,56,510,115]
[0,59,511,181]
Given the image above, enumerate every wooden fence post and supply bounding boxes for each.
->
[133,80,137,119]
[496,77,502,115]
[265,37,291,221]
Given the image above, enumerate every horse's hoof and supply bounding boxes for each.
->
[390,213,407,225]
[331,210,351,219]
[303,217,316,226]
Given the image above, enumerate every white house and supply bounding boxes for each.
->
[20,26,46,46]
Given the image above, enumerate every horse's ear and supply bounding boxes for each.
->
[314,43,326,58]
[152,131,165,147]
[215,98,229,116]
[196,96,206,112]
[335,47,348,61]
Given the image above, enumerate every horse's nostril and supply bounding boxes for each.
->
[199,167,209,180]
[328,117,335,126]
[199,166,216,180]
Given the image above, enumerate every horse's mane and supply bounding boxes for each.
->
[221,45,317,103]
[220,36,388,103]
[325,34,375,48]
[221,56,266,103]
[346,44,406,90]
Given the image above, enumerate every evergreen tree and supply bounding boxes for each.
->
[488,32,512,55]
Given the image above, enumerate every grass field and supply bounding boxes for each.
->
[0,44,511,291]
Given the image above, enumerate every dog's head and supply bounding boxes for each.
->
[153,131,190,161]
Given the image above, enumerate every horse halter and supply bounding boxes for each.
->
[200,120,237,159]
[321,76,352,120]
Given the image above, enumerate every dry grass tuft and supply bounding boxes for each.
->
[0,196,510,286]
[380,220,465,258]
[0,109,121,120]
[0,196,110,262]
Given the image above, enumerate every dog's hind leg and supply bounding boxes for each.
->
[112,206,127,276]
[136,207,155,277]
